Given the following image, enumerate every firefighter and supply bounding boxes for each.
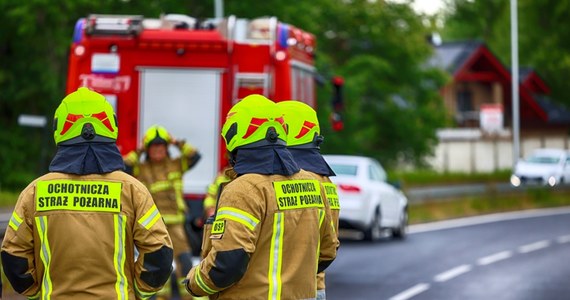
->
[123,125,201,299]
[184,94,339,299]
[277,100,340,300]
[1,87,173,299]
[202,166,231,218]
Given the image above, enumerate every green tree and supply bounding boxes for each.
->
[518,0,570,107]
[312,1,447,168]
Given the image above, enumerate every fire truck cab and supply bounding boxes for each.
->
[66,14,319,199]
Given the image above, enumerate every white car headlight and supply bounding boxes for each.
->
[510,174,521,187]
[548,176,557,187]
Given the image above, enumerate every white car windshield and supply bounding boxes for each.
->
[526,155,560,164]
[329,164,358,176]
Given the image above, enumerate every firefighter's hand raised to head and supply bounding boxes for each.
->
[136,142,145,155]
[172,138,186,148]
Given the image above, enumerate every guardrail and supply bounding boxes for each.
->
[406,182,570,203]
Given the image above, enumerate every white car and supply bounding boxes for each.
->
[511,148,570,187]
[323,155,408,241]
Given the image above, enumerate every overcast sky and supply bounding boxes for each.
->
[389,0,445,15]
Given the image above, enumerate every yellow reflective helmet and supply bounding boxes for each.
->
[53,87,118,145]
[277,100,322,148]
[221,94,287,152]
[143,125,172,149]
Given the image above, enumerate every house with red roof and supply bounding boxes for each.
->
[427,41,570,172]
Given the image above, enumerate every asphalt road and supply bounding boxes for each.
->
[326,207,570,300]
[0,208,10,239]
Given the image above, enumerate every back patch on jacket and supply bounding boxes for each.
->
[36,180,122,213]
[273,179,324,210]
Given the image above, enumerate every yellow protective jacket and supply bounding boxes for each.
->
[1,171,174,299]
[309,172,341,292]
[124,142,200,225]
[186,169,339,299]
[203,168,232,211]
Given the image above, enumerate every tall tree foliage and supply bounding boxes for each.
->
[518,0,570,107]
[313,1,447,167]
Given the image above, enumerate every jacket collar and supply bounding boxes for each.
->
[49,143,125,175]
[288,148,336,177]
[233,145,300,176]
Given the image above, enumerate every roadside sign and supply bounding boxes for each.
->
[480,104,503,133]
[18,114,47,128]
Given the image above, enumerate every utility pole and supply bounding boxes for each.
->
[510,0,520,168]
[215,0,224,19]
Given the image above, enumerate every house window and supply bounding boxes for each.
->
[455,89,478,126]
[456,90,473,112]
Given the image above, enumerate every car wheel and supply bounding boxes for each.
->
[392,208,408,240]
[363,208,382,242]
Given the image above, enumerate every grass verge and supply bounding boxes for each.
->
[409,188,570,224]
[0,190,19,208]
[390,169,512,187]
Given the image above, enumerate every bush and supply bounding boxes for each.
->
[2,170,36,191]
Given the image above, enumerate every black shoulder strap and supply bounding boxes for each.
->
[205,182,227,225]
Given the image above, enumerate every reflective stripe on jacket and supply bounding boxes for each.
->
[309,172,341,291]
[0,171,173,299]
[187,169,338,299]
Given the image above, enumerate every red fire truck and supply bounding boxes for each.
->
[66,14,339,199]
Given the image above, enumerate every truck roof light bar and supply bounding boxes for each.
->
[85,14,143,36]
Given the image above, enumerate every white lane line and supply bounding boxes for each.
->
[433,264,472,282]
[477,250,512,266]
[557,234,570,244]
[518,240,551,253]
[389,283,430,300]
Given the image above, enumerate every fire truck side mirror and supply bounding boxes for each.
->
[330,76,345,132]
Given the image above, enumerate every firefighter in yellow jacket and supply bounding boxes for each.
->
[202,167,231,218]
[123,125,201,298]
[1,87,173,299]
[185,94,339,299]
[278,100,340,300]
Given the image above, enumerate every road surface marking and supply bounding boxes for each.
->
[477,250,512,266]
[518,240,550,253]
[434,264,472,282]
[557,234,570,244]
[389,283,430,300]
